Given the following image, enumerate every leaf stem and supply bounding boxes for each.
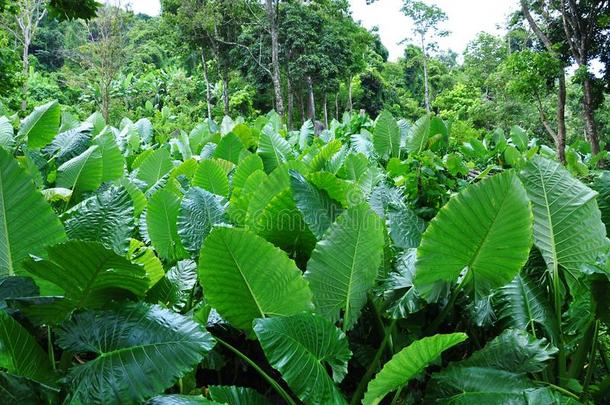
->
[537,381,579,400]
[350,319,397,405]
[424,270,470,335]
[582,320,600,401]
[47,326,55,371]
[214,335,297,405]
[551,262,566,381]
[390,385,404,405]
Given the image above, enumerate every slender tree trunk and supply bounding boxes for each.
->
[421,34,430,114]
[582,75,600,155]
[101,82,110,123]
[335,92,339,120]
[323,93,328,128]
[306,76,315,120]
[287,74,294,130]
[347,76,353,111]
[265,0,284,116]
[21,39,29,111]
[299,92,305,124]
[221,71,229,116]
[557,72,567,163]
[201,50,212,120]
[521,0,567,163]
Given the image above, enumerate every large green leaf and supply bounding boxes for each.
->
[42,122,91,165]
[0,116,14,150]
[57,303,215,404]
[363,333,467,405]
[253,313,352,405]
[56,145,103,195]
[93,130,125,182]
[592,171,610,234]
[373,110,400,159]
[177,187,226,256]
[289,170,343,240]
[0,148,66,276]
[198,227,313,332]
[0,372,58,403]
[23,241,148,322]
[426,329,558,403]
[147,395,221,404]
[257,128,292,172]
[146,260,197,311]
[304,204,384,330]
[405,115,430,154]
[18,100,61,148]
[147,188,189,262]
[414,171,533,302]
[208,385,267,405]
[192,159,229,197]
[520,156,608,278]
[137,148,174,189]
[0,311,56,385]
[213,132,244,164]
[498,273,557,342]
[386,205,425,249]
[246,163,316,258]
[62,186,134,254]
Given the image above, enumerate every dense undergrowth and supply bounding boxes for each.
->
[0,100,609,404]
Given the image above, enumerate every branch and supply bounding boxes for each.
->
[520,0,554,52]
[213,35,272,76]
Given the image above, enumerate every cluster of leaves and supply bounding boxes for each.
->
[0,101,609,404]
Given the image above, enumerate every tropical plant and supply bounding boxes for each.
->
[0,102,608,404]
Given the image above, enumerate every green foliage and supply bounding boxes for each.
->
[1,100,608,404]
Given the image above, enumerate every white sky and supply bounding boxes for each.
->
[120,0,519,61]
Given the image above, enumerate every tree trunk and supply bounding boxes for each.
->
[335,92,339,120]
[21,39,29,111]
[347,76,353,111]
[101,82,110,123]
[201,50,212,120]
[421,34,430,114]
[306,76,315,120]
[287,74,294,130]
[265,0,284,116]
[582,75,600,156]
[556,72,567,164]
[323,93,328,128]
[521,0,567,164]
[299,93,305,124]
[221,71,229,116]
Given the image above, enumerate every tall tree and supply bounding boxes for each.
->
[77,2,128,122]
[401,0,448,113]
[520,0,568,163]
[265,0,284,116]
[1,0,47,111]
[558,0,609,156]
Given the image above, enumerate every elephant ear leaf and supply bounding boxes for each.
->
[289,170,342,239]
[0,310,57,385]
[62,186,135,255]
[198,227,313,333]
[414,171,532,302]
[304,204,385,331]
[373,110,400,159]
[177,187,226,256]
[208,385,268,405]
[18,100,61,148]
[56,303,215,404]
[0,148,66,277]
[520,156,608,278]
[426,329,558,403]
[23,241,148,323]
[253,313,352,405]
[363,333,467,405]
